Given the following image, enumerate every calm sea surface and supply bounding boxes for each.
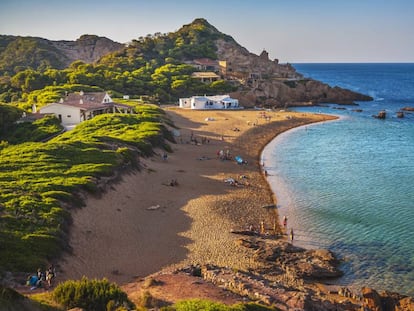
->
[263,63,414,296]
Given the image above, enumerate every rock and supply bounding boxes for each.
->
[373,110,387,119]
[401,106,414,112]
[397,296,414,310]
[248,240,343,280]
[397,111,404,118]
[51,35,124,66]
[361,287,383,311]
[379,290,414,311]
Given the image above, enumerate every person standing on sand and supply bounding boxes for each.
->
[290,228,294,243]
[260,221,265,235]
[46,264,56,287]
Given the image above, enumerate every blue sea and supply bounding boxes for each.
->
[262,63,414,296]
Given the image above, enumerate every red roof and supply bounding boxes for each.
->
[57,92,132,111]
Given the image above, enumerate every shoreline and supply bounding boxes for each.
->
[261,115,342,250]
[57,109,338,285]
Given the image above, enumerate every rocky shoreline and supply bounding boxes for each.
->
[127,238,414,310]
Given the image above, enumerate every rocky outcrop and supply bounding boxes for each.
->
[231,79,372,108]
[0,34,124,74]
[241,239,343,280]
[216,38,301,81]
[169,255,413,311]
[360,287,414,311]
[50,35,124,66]
[362,287,384,311]
[215,37,372,108]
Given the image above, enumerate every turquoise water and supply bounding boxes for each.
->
[263,64,414,296]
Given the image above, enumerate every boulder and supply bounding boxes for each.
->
[379,291,414,311]
[362,287,383,311]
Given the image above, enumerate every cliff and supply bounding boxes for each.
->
[50,35,124,65]
[0,34,124,74]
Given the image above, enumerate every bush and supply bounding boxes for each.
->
[171,299,229,311]
[0,104,23,135]
[162,299,277,311]
[52,277,133,311]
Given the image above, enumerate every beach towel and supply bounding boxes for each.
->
[235,156,243,164]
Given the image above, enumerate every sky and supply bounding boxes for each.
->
[1,0,414,63]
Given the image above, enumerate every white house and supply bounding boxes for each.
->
[39,91,133,126]
[179,95,240,110]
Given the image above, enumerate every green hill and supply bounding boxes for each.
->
[0,19,238,104]
[0,34,124,76]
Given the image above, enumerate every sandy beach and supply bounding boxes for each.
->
[58,108,336,285]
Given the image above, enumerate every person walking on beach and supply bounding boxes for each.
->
[283,216,288,229]
[260,221,265,235]
[290,228,294,243]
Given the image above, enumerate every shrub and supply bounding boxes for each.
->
[0,104,23,135]
[169,299,230,311]
[52,277,133,311]
[162,300,277,311]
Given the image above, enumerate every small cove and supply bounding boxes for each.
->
[262,63,414,296]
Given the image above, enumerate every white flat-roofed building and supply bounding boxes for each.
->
[179,95,240,110]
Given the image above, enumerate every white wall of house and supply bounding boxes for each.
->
[179,98,191,108]
[40,103,82,125]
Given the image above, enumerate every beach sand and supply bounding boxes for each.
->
[58,108,336,285]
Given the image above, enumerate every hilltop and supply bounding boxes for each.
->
[0,18,371,107]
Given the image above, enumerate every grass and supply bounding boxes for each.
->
[0,105,173,272]
[0,115,63,144]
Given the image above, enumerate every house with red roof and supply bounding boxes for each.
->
[39,91,133,126]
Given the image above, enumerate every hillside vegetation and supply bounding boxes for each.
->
[0,105,173,272]
[0,19,237,105]
[0,34,123,76]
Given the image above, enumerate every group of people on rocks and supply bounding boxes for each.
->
[27,264,56,290]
